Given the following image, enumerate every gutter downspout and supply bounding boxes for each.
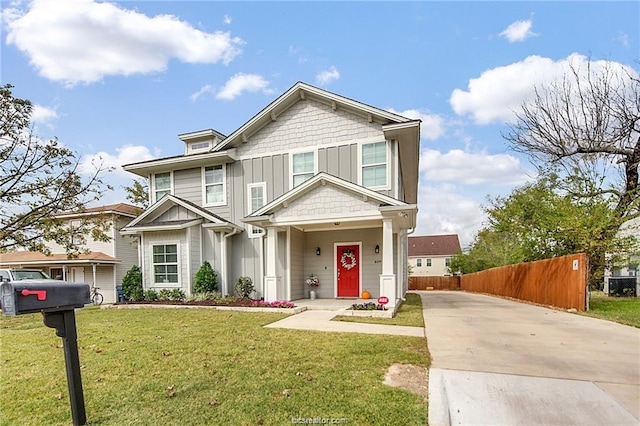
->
[221,228,240,297]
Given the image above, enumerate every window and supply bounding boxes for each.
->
[203,165,225,206]
[416,259,422,267]
[426,258,432,267]
[153,244,178,284]
[361,141,387,188]
[291,151,315,187]
[247,182,266,238]
[153,172,172,202]
[445,258,452,267]
[191,142,210,151]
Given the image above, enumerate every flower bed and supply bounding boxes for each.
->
[251,300,295,309]
[349,302,387,311]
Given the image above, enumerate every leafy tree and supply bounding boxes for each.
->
[194,261,218,293]
[453,175,637,288]
[122,265,143,301]
[124,178,149,209]
[0,84,113,255]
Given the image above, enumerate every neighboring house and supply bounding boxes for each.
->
[604,217,640,296]
[0,203,140,303]
[120,82,420,308]
[408,234,461,277]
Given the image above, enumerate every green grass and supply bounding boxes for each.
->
[332,293,425,327]
[0,307,429,425]
[581,291,640,328]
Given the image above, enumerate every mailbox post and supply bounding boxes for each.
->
[1,282,90,426]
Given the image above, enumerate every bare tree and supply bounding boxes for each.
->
[505,59,640,225]
[0,84,113,255]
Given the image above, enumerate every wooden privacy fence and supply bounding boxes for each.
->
[409,276,460,291]
[460,253,588,311]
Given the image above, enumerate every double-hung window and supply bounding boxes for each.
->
[361,141,388,188]
[203,165,225,206]
[291,151,315,187]
[247,182,267,238]
[153,244,178,284]
[416,259,422,267]
[445,258,452,268]
[153,172,172,202]
[426,258,432,267]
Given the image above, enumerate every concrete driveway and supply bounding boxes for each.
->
[419,291,640,426]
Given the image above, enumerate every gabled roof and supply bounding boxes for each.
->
[55,203,141,219]
[0,251,120,265]
[408,235,461,257]
[247,172,407,219]
[214,81,416,152]
[120,194,242,233]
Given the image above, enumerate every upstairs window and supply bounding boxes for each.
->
[361,141,388,188]
[426,258,432,267]
[153,172,172,202]
[416,259,422,267]
[291,151,315,187]
[247,182,266,238]
[203,165,225,206]
[445,258,452,267]
[191,142,210,151]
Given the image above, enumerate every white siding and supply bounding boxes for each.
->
[113,217,139,290]
[409,255,452,277]
[45,220,115,256]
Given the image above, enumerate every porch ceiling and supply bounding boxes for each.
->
[292,218,383,232]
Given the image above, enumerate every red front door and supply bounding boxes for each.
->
[337,245,359,297]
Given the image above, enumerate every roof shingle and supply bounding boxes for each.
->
[408,235,461,256]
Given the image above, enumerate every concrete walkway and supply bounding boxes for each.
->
[420,291,640,426]
[264,308,425,337]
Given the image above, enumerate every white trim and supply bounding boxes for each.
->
[186,226,192,295]
[358,140,391,191]
[247,182,267,238]
[152,171,173,204]
[286,227,291,301]
[201,164,227,207]
[333,242,362,298]
[150,241,181,288]
[393,139,399,199]
[289,147,318,189]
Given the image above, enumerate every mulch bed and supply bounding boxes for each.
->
[116,298,257,307]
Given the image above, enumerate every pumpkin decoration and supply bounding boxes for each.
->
[361,290,371,299]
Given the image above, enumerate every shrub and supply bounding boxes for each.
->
[144,290,158,301]
[350,302,386,311]
[251,300,295,309]
[122,265,143,301]
[235,276,254,298]
[194,261,218,293]
[186,291,221,302]
[169,289,185,301]
[158,289,172,301]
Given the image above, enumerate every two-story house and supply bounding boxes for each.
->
[120,82,420,308]
[408,234,461,277]
[0,203,140,303]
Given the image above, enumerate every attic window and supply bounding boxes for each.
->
[190,142,210,152]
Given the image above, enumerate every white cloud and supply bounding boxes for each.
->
[315,66,340,86]
[31,104,58,125]
[415,183,485,247]
[616,32,629,48]
[190,84,216,102]
[216,73,272,100]
[420,149,532,185]
[499,19,536,43]
[388,108,445,140]
[449,53,636,125]
[79,144,155,176]
[3,0,244,86]
[223,15,232,25]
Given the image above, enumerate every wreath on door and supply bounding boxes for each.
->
[340,252,357,270]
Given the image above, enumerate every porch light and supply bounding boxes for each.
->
[375,244,380,254]
[316,247,321,256]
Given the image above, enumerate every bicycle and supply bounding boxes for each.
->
[90,285,104,305]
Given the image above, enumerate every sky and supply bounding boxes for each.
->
[2,0,639,247]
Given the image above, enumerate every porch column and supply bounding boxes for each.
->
[264,226,281,302]
[380,218,397,308]
[92,263,97,288]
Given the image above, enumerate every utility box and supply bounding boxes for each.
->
[1,282,90,315]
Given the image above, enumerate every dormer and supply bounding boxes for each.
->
[179,129,227,155]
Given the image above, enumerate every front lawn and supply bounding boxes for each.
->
[0,307,429,425]
[582,291,640,328]
[333,293,425,327]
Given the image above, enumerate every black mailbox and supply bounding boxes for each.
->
[1,282,90,316]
